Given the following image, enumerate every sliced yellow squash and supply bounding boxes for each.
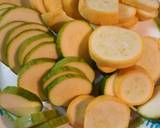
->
[114,66,154,106]
[97,64,117,73]
[67,95,94,128]
[119,16,138,28]
[29,0,47,13]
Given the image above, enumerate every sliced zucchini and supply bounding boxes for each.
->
[0,0,21,6]
[101,73,117,96]
[53,57,95,82]
[0,7,43,27]
[0,21,24,61]
[78,0,119,25]
[0,8,9,16]
[89,26,143,68]
[114,66,154,106]
[57,20,93,62]
[18,58,55,99]
[97,64,117,73]
[29,0,46,13]
[0,3,17,10]
[15,110,59,128]
[42,66,85,89]
[23,42,58,64]
[6,29,47,72]
[44,74,92,106]
[62,0,83,19]
[67,95,94,128]
[84,96,130,128]
[137,85,160,119]
[18,33,54,66]
[34,116,69,128]
[136,36,160,82]
[0,86,42,117]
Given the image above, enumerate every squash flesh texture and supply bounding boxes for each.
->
[19,62,54,98]
[0,21,24,60]
[24,43,58,63]
[67,95,94,128]
[7,30,45,71]
[0,3,16,9]
[49,77,92,106]
[137,9,158,20]
[89,26,143,68]
[136,37,160,82]
[84,96,130,128]
[0,8,42,27]
[30,0,46,13]
[97,64,116,73]
[59,21,92,62]
[0,93,41,116]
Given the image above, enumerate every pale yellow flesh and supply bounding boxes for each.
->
[0,0,21,5]
[25,43,58,63]
[67,95,94,128]
[104,73,117,96]
[79,0,119,25]
[89,26,143,68]
[64,62,95,82]
[0,22,23,60]
[20,37,54,65]
[0,93,41,116]
[0,8,42,27]
[119,3,136,22]
[19,62,54,97]
[60,21,92,62]
[137,9,158,20]
[121,0,159,11]
[7,30,44,70]
[49,78,92,106]
[136,37,160,82]
[84,96,130,128]
[115,67,154,106]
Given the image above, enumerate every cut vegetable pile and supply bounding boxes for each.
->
[0,0,160,128]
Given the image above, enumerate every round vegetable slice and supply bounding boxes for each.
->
[56,20,93,62]
[0,86,42,117]
[44,74,92,106]
[0,0,21,6]
[53,57,95,82]
[97,64,117,73]
[17,33,54,66]
[18,58,55,99]
[0,3,17,10]
[29,0,46,13]
[84,96,130,128]
[89,26,143,68]
[67,95,94,128]
[137,85,160,119]
[23,42,58,64]
[78,0,119,25]
[136,36,160,82]
[114,66,154,106]
[42,66,85,89]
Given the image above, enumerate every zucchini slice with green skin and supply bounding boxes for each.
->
[0,3,17,10]
[0,8,9,16]
[53,57,95,82]
[15,110,59,128]
[17,33,54,66]
[0,86,42,117]
[137,85,160,119]
[44,74,92,106]
[6,29,47,72]
[34,116,69,128]
[0,21,25,61]
[56,20,93,62]
[23,42,58,64]
[18,58,55,99]
[42,66,85,89]
[0,7,43,27]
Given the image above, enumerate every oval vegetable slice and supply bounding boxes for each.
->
[42,66,85,89]
[78,0,119,25]
[0,86,42,117]
[0,0,21,6]
[137,85,160,119]
[53,57,95,82]
[29,0,46,13]
[56,20,93,62]
[89,26,143,68]
[136,37,160,82]
[17,33,54,66]
[97,64,117,73]
[23,42,58,64]
[114,66,154,106]
[18,58,55,99]
[44,74,92,106]
[67,95,94,128]
[84,96,130,128]
[0,3,17,10]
